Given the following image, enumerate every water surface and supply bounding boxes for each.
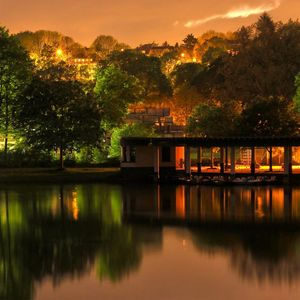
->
[1,183,300,300]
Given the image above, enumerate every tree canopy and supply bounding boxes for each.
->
[18,78,101,168]
[104,50,172,100]
[188,14,300,137]
[94,64,143,129]
[0,27,32,158]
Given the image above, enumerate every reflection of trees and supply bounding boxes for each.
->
[191,228,300,284]
[97,226,141,282]
[0,190,33,300]
[0,184,162,300]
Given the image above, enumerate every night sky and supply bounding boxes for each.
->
[0,0,299,46]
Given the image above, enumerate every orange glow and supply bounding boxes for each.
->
[56,48,63,57]
[72,192,79,221]
[272,189,284,219]
[176,147,185,170]
[176,186,185,218]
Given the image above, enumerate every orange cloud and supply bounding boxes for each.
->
[184,0,281,28]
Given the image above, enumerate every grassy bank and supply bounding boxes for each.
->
[0,168,122,184]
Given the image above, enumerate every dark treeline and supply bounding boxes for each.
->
[2,13,300,167]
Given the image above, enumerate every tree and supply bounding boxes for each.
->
[194,14,300,105]
[294,72,300,113]
[0,27,32,161]
[109,123,156,158]
[182,34,198,52]
[94,64,144,129]
[15,30,84,59]
[160,50,180,75]
[170,63,204,124]
[104,50,172,100]
[172,85,203,125]
[17,78,101,169]
[187,102,241,137]
[91,35,129,60]
[33,44,77,80]
[238,96,299,137]
[189,14,300,137]
[194,30,234,63]
[171,63,204,87]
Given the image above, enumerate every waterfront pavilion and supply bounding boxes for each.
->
[120,137,300,179]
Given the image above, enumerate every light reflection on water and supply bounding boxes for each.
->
[1,184,300,300]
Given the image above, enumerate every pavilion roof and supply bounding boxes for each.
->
[121,136,300,147]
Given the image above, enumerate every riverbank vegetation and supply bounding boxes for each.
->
[1,13,300,168]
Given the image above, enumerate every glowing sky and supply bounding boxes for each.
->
[0,0,299,46]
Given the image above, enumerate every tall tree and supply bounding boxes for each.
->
[238,96,298,137]
[91,35,129,60]
[194,14,300,105]
[104,50,172,101]
[190,14,300,137]
[17,78,101,169]
[182,34,198,51]
[94,64,143,130]
[0,27,32,161]
[15,30,84,59]
[170,63,204,124]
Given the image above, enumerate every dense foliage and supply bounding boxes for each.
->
[188,14,300,137]
[18,78,101,168]
[1,13,300,166]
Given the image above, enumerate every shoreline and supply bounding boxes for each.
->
[0,167,123,184]
[0,167,299,186]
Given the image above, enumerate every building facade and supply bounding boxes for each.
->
[121,137,300,179]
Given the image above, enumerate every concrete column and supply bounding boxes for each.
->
[197,147,202,174]
[185,145,191,178]
[269,147,273,172]
[251,146,256,175]
[225,147,229,169]
[220,147,225,175]
[210,148,214,168]
[126,146,130,162]
[154,146,160,180]
[284,146,292,175]
[230,147,236,175]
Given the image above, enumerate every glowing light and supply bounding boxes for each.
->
[181,53,185,58]
[184,0,281,28]
[72,192,79,221]
[56,48,63,57]
[192,57,197,62]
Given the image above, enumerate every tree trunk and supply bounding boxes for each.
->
[4,136,8,163]
[4,98,9,163]
[59,145,64,170]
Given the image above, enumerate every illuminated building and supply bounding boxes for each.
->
[121,137,300,180]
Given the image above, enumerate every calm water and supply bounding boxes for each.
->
[1,183,300,300]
